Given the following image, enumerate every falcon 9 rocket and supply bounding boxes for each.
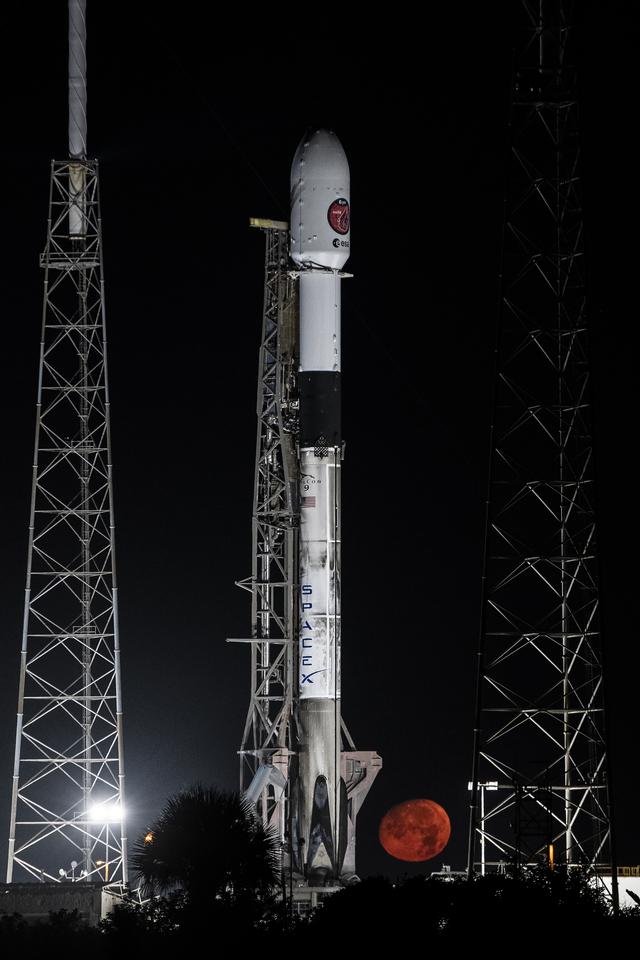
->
[239,129,381,895]
[290,130,350,883]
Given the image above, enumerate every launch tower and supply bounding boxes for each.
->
[467,1,614,887]
[235,132,381,903]
[6,1,127,885]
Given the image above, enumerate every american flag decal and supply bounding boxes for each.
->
[302,495,316,508]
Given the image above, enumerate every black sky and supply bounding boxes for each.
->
[0,1,637,879]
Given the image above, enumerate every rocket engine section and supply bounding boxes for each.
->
[291,131,350,884]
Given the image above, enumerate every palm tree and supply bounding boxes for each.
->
[130,785,281,906]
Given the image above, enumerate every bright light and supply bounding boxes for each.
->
[87,802,123,823]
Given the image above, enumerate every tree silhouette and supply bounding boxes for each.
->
[130,784,281,908]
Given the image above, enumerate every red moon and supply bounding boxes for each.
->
[379,799,451,862]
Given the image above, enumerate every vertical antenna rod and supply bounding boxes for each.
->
[68,0,87,159]
[68,0,87,237]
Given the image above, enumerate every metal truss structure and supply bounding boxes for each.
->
[235,220,299,843]
[7,160,127,885]
[468,1,614,881]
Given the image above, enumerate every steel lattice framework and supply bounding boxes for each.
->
[468,1,613,878]
[235,221,299,841]
[7,160,127,885]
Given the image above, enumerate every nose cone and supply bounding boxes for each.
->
[291,129,349,188]
[290,129,351,270]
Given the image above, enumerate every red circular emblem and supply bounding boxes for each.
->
[327,198,350,235]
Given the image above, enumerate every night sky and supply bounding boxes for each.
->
[0,2,637,880]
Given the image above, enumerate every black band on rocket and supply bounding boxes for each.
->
[299,371,341,447]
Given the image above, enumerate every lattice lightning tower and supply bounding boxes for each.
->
[468,0,614,883]
[6,1,127,885]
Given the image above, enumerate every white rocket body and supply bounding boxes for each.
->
[291,130,350,883]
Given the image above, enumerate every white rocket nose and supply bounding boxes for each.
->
[290,129,349,187]
[290,129,351,270]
